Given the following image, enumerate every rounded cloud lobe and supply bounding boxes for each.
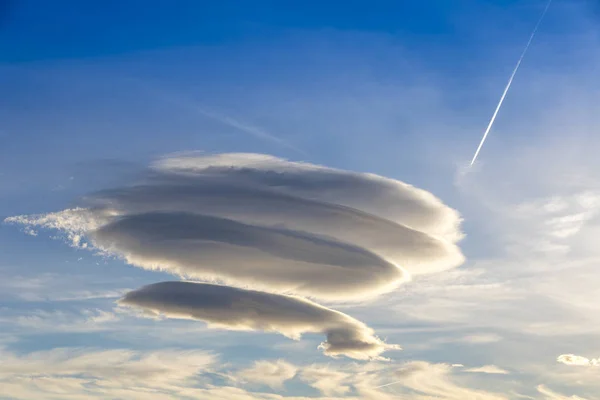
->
[119,281,400,360]
[92,212,405,301]
[154,153,463,242]
[5,153,464,358]
[557,354,600,367]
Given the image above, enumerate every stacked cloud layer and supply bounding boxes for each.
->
[6,153,465,359]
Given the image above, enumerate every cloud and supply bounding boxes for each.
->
[91,211,406,301]
[1,347,512,400]
[464,365,510,374]
[129,82,307,155]
[557,354,600,367]
[537,385,590,400]
[360,361,507,400]
[237,360,297,389]
[461,333,503,344]
[0,347,287,400]
[299,364,352,396]
[153,153,463,243]
[190,108,307,156]
[0,347,216,386]
[0,308,120,334]
[119,281,400,360]
[238,360,511,400]
[0,271,128,302]
[5,153,464,302]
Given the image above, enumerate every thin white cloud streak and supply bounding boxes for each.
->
[119,281,400,360]
[128,79,307,155]
[0,347,217,400]
[0,350,516,400]
[0,308,120,334]
[0,347,216,381]
[411,65,600,340]
[374,380,403,389]
[371,361,508,399]
[464,365,510,374]
[537,385,590,400]
[0,347,225,400]
[470,0,553,166]
[0,271,130,303]
[192,107,308,156]
[237,360,513,399]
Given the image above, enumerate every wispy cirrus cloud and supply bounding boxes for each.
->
[236,360,298,389]
[358,361,508,400]
[0,346,523,400]
[536,385,590,400]
[299,364,353,396]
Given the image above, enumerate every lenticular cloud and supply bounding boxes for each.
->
[120,281,400,360]
[5,153,464,358]
[93,212,404,300]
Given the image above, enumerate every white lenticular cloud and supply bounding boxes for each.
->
[5,153,464,299]
[557,354,600,367]
[91,212,406,301]
[4,152,464,357]
[119,281,400,360]
[154,152,464,242]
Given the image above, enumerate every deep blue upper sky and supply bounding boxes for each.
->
[0,0,560,63]
[0,0,587,219]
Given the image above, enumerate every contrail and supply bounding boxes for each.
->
[374,364,465,390]
[375,380,404,389]
[191,106,308,156]
[125,77,307,156]
[470,0,552,166]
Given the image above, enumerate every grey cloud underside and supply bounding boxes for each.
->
[8,153,464,294]
[120,281,399,360]
[93,212,405,299]
[89,176,463,277]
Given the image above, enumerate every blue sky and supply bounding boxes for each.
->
[2,1,600,399]
[0,0,534,62]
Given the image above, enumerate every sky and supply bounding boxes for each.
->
[2,0,600,398]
